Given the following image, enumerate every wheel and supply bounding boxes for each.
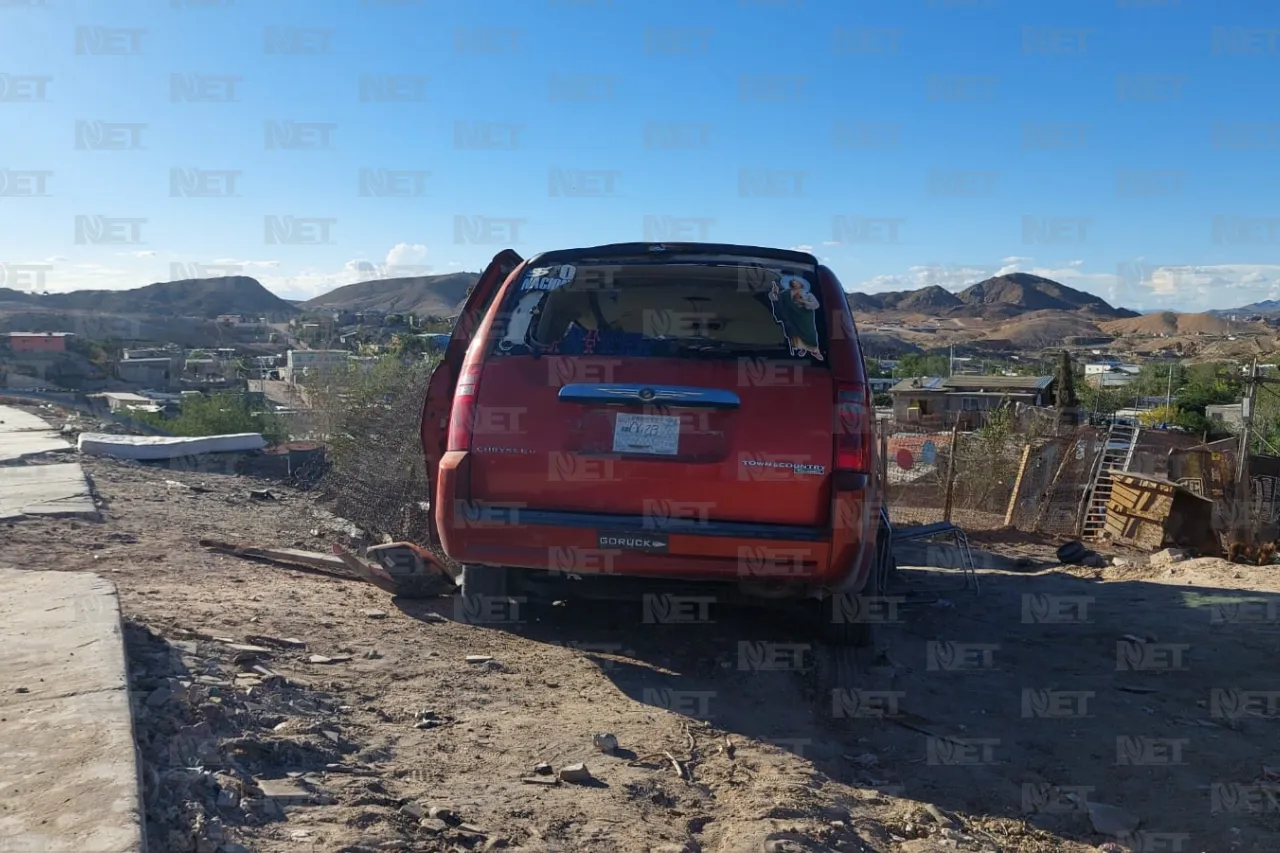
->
[458,564,511,598]
[808,594,876,648]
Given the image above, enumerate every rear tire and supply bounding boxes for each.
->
[458,564,511,599]
[809,595,876,648]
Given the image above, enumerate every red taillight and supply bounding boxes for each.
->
[446,361,482,452]
[834,382,871,473]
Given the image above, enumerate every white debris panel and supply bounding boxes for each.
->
[77,432,267,460]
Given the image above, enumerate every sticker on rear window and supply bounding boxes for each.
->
[768,274,824,362]
[521,264,576,292]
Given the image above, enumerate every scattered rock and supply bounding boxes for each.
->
[557,763,593,784]
[1087,802,1140,836]
[362,609,388,620]
[399,801,425,820]
[593,732,619,754]
[15,686,29,694]
[258,779,313,806]
[216,788,239,809]
[248,489,276,501]
[1150,548,1189,568]
[419,818,448,833]
[308,654,352,664]
[465,655,493,665]
[364,649,381,659]
[428,805,459,824]
[145,685,174,707]
[522,776,559,786]
[534,762,553,775]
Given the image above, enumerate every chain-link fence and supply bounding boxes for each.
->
[308,357,437,545]
[879,414,1107,536]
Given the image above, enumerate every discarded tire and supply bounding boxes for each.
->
[1056,541,1089,564]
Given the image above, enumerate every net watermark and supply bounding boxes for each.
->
[263,216,336,245]
[642,215,714,241]
[453,215,526,244]
[0,170,52,197]
[642,594,714,624]
[74,215,145,245]
[170,73,241,102]
[75,120,146,150]
[358,169,429,197]
[359,74,429,102]
[738,641,809,672]
[169,168,241,197]
[454,120,524,150]
[926,641,998,671]
[75,26,147,55]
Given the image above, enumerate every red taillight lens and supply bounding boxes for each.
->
[446,362,482,452]
[835,382,870,473]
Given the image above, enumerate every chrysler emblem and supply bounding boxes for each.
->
[638,388,656,401]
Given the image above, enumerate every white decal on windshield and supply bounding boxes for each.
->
[522,264,577,292]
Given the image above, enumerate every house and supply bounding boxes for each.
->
[1085,362,1141,388]
[117,356,180,389]
[93,392,157,413]
[8,332,72,354]
[868,377,895,394]
[285,349,351,382]
[1206,403,1245,429]
[889,375,1056,427]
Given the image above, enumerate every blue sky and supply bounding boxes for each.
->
[1,0,1278,312]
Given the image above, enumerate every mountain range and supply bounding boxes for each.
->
[1,270,1141,325]
[0,276,298,320]
[849,272,1139,320]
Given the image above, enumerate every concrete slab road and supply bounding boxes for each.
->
[0,568,146,853]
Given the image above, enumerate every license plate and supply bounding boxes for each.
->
[597,531,669,553]
[612,413,680,456]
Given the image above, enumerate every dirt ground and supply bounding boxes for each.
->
[5,429,1280,852]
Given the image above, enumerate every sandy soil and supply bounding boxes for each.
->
[4,442,1280,853]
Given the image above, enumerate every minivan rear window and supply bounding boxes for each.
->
[489,261,828,363]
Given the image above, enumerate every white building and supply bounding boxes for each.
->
[285,349,351,382]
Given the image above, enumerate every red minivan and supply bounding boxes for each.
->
[420,243,890,644]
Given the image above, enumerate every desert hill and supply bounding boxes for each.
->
[0,276,296,321]
[302,273,480,317]
[1100,312,1243,337]
[850,272,1138,320]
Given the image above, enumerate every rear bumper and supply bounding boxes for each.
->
[435,451,876,593]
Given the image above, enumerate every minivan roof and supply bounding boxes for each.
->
[524,242,820,268]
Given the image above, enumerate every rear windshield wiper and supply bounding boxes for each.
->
[673,340,791,356]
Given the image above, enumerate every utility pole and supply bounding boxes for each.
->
[1235,359,1259,547]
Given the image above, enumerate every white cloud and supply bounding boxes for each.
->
[116,250,157,258]
[386,243,428,268]
[791,244,814,252]
[857,263,1003,294]
[1001,255,1032,265]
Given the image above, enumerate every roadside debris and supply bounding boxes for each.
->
[557,763,593,784]
[248,489,276,502]
[1087,802,1140,836]
[592,732,619,754]
[1056,540,1107,568]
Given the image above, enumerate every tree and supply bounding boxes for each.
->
[133,392,288,444]
[897,353,950,377]
[1056,350,1078,410]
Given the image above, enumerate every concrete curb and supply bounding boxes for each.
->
[0,569,147,853]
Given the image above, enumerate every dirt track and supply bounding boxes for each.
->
[5,451,1280,853]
